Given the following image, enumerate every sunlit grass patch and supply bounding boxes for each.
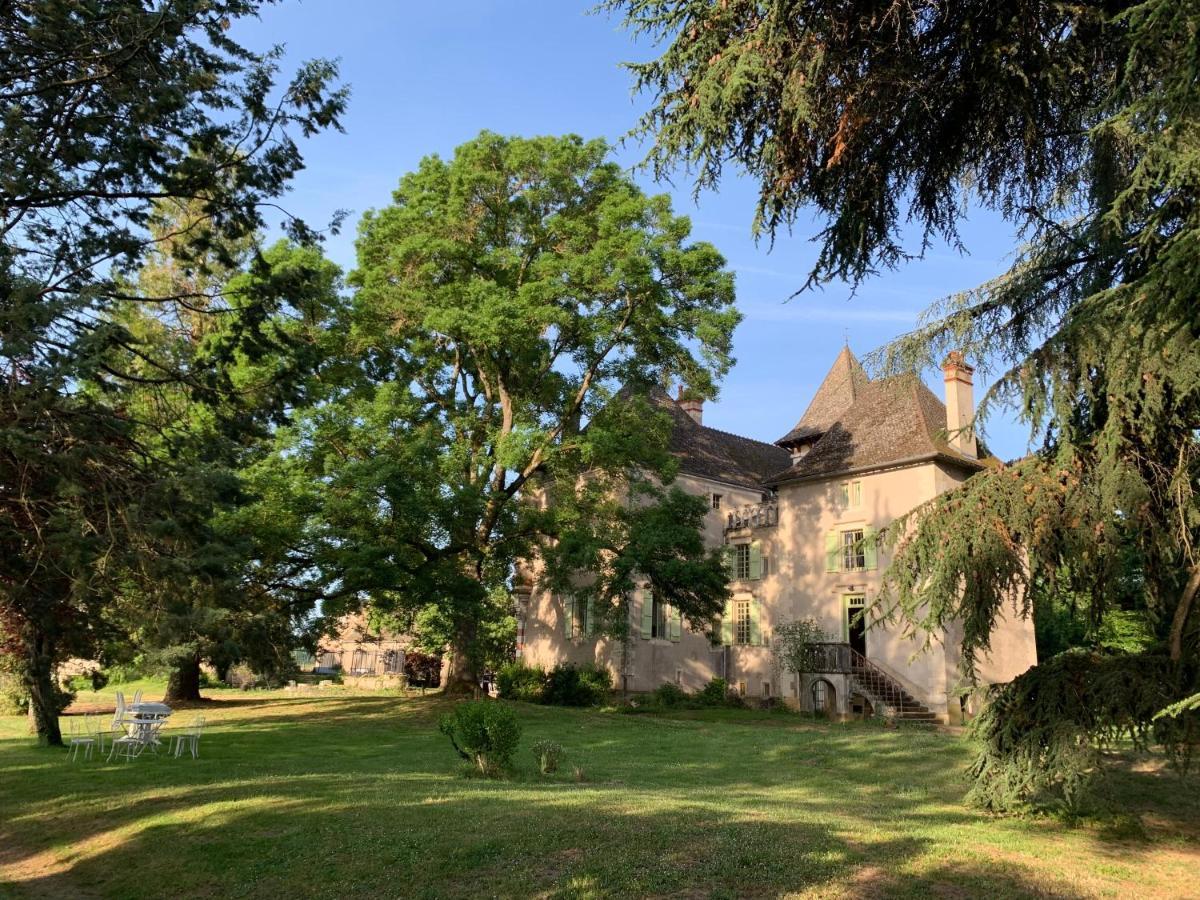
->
[0,684,1196,898]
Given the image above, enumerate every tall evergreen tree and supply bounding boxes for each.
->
[608,0,1199,807]
[0,0,345,744]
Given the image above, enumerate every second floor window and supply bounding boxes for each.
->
[728,542,764,580]
[711,493,722,509]
[734,544,751,579]
[842,528,866,571]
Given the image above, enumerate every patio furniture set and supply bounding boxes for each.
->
[66,690,206,763]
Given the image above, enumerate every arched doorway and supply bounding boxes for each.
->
[811,678,836,715]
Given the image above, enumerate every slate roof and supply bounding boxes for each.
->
[644,387,792,489]
[776,346,869,446]
[624,348,987,491]
[764,370,988,485]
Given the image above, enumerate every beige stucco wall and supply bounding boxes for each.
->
[520,460,1037,719]
[521,471,762,693]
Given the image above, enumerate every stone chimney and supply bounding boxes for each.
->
[941,351,977,458]
[676,386,703,425]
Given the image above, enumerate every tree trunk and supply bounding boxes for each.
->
[1169,564,1200,663]
[23,626,63,747]
[442,644,479,696]
[442,617,480,696]
[164,653,203,702]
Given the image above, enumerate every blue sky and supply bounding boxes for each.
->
[238,1,1032,459]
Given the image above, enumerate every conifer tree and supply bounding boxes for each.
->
[608,0,1199,807]
[0,0,345,744]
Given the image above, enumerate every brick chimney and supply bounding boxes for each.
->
[942,351,977,458]
[676,386,703,425]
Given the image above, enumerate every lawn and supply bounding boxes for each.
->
[1,685,1197,899]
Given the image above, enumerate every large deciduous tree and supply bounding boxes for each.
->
[286,131,738,691]
[608,0,1199,807]
[0,0,345,744]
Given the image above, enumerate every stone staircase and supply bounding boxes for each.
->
[849,655,939,723]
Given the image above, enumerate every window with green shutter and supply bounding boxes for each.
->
[863,525,878,570]
[842,528,866,571]
[720,600,733,645]
[640,588,654,639]
[825,530,841,573]
[563,597,575,638]
[748,541,763,579]
[748,600,762,646]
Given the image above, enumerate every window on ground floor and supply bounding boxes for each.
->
[734,598,752,645]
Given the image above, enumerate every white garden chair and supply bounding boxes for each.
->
[131,689,143,707]
[108,715,166,762]
[67,717,96,762]
[171,716,206,759]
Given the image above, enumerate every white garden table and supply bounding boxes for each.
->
[121,702,172,753]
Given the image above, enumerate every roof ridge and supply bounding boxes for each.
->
[699,422,782,450]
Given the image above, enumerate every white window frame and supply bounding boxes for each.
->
[840,480,863,508]
[734,598,752,646]
[842,528,866,572]
[733,544,751,580]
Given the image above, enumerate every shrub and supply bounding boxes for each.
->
[0,672,75,716]
[0,672,27,715]
[104,662,147,685]
[438,701,522,774]
[497,661,547,702]
[531,739,564,774]
[542,663,611,707]
[696,677,737,707]
[404,650,443,688]
[651,682,691,708]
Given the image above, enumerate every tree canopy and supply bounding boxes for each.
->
[0,0,345,744]
[609,0,1199,808]
[275,131,739,689]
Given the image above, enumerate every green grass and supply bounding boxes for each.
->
[1,684,1197,899]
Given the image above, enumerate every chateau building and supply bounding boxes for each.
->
[518,349,1037,722]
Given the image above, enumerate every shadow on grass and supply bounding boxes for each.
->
[1,694,1196,899]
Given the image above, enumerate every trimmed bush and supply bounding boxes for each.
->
[696,677,742,707]
[652,682,690,708]
[542,663,611,707]
[531,739,564,774]
[438,700,522,774]
[497,661,547,702]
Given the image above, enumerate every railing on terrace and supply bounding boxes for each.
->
[805,642,854,673]
[725,501,778,531]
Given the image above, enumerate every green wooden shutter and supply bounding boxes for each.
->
[721,545,735,580]
[825,530,841,573]
[669,606,682,642]
[563,598,575,638]
[749,541,763,580]
[641,589,654,639]
[749,600,762,646]
[864,526,878,570]
[721,600,733,645]
[585,598,595,636]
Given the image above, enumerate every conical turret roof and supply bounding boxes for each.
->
[776,346,869,446]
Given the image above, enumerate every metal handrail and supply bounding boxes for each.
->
[805,642,927,715]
